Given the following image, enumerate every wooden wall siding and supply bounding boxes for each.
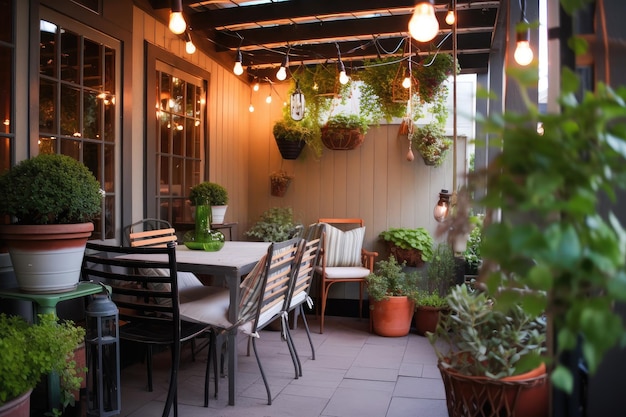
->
[137,7,251,233]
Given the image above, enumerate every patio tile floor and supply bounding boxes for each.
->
[117,315,448,417]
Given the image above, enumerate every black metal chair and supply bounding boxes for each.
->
[82,241,211,417]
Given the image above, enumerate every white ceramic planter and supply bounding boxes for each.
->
[211,205,228,224]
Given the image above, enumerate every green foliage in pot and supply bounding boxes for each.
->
[245,207,301,242]
[428,284,547,379]
[0,313,86,411]
[323,113,370,134]
[189,181,229,206]
[379,227,434,262]
[366,256,420,303]
[0,153,102,225]
[453,66,626,392]
[410,122,452,167]
[358,57,408,123]
[272,118,322,159]
[419,243,457,299]
[415,52,457,103]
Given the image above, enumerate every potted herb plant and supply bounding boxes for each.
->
[188,181,229,224]
[0,313,86,416]
[272,118,320,160]
[365,256,419,337]
[414,243,458,336]
[379,227,434,267]
[0,153,102,293]
[320,113,370,150]
[245,207,302,242]
[428,285,549,417]
[409,122,452,167]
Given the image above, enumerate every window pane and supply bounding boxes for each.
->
[60,85,80,136]
[172,115,183,155]
[104,46,115,93]
[83,38,102,89]
[83,141,100,182]
[104,144,114,192]
[172,77,184,114]
[60,139,81,159]
[160,113,170,154]
[38,135,57,155]
[160,155,169,195]
[104,196,115,239]
[185,83,195,117]
[0,0,12,43]
[39,80,56,133]
[84,90,100,139]
[40,21,57,78]
[0,137,9,173]
[0,45,12,132]
[60,30,79,83]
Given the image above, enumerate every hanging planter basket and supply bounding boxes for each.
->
[270,170,294,197]
[321,126,364,150]
[274,137,306,160]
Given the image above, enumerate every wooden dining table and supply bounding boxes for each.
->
[121,241,270,405]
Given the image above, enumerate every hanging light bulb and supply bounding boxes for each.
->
[233,49,244,76]
[409,0,439,43]
[266,84,272,104]
[249,104,255,112]
[433,189,452,222]
[184,32,196,54]
[168,0,186,35]
[514,29,534,66]
[338,60,349,85]
[276,54,289,81]
[445,1,455,26]
[253,81,260,91]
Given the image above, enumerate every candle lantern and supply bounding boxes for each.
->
[85,286,120,416]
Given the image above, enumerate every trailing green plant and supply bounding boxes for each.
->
[428,284,547,379]
[188,181,228,206]
[323,113,370,134]
[272,118,323,159]
[0,153,102,225]
[366,256,419,303]
[379,227,434,262]
[358,57,408,123]
[0,313,86,412]
[415,52,457,104]
[245,207,301,242]
[410,122,452,167]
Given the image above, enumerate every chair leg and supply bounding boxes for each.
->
[320,282,329,334]
[204,331,219,407]
[146,345,154,392]
[300,304,316,360]
[359,281,364,319]
[251,336,272,405]
[282,318,302,378]
[162,343,179,417]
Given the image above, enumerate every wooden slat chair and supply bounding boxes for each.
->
[315,218,378,334]
[177,237,303,405]
[82,241,211,417]
[284,223,325,376]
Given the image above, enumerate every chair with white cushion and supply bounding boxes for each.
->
[316,218,378,334]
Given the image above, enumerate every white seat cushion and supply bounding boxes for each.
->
[179,286,231,328]
[316,265,371,279]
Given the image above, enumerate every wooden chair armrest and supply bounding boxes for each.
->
[361,249,378,272]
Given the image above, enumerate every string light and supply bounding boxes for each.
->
[402,58,412,89]
[168,0,186,35]
[184,31,196,54]
[276,53,289,81]
[266,83,272,104]
[408,0,439,42]
[445,0,455,25]
[233,49,244,75]
[514,0,533,66]
[253,80,260,91]
[336,43,349,85]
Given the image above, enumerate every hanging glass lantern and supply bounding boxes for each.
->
[290,80,305,121]
[86,287,120,416]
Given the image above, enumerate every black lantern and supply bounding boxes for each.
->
[86,286,120,416]
[434,189,452,222]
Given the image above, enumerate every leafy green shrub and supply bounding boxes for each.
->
[379,227,434,262]
[245,207,300,242]
[366,256,419,303]
[0,313,85,410]
[0,154,102,225]
[189,182,228,206]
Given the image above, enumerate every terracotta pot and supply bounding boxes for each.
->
[370,296,415,337]
[0,223,94,293]
[414,305,444,336]
[320,127,364,150]
[0,389,31,417]
[438,361,549,417]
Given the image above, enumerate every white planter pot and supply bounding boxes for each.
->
[0,223,93,294]
[211,205,228,224]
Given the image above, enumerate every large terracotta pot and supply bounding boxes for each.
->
[370,296,415,337]
[0,223,93,293]
[0,389,31,417]
[438,361,549,417]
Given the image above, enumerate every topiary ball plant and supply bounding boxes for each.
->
[0,153,102,225]
[189,181,229,206]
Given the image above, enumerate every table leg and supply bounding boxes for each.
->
[227,271,239,406]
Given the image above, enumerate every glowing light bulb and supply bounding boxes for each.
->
[514,40,534,66]
[276,66,287,81]
[402,76,411,89]
[185,40,196,54]
[445,10,455,25]
[409,2,439,42]
[339,70,349,85]
[233,61,244,76]
[249,104,255,112]
[253,82,260,91]
[168,11,186,35]
[266,94,272,104]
